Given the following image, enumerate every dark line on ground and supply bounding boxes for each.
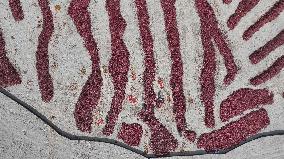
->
[1,87,284,158]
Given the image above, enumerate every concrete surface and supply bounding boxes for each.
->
[1,93,284,159]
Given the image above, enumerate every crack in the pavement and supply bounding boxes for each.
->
[1,88,284,158]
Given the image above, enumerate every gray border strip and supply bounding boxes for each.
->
[1,88,284,158]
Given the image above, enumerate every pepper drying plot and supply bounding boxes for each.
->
[1,0,284,156]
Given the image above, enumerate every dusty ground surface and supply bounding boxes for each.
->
[1,0,284,158]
